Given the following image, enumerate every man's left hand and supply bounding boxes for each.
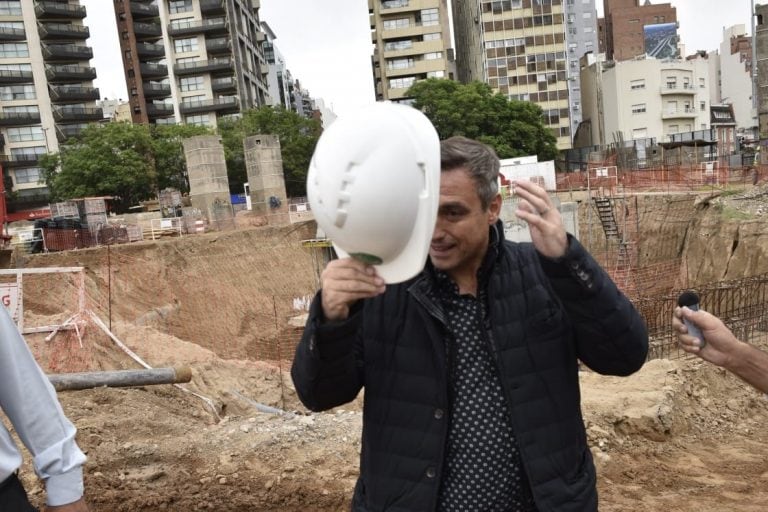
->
[46,498,89,512]
[513,179,567,259]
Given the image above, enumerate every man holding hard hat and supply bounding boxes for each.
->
[292,103,648,512]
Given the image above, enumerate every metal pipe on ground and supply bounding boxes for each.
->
[47,366,193,392]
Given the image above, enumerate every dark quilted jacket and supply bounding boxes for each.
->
[291,230,648,512]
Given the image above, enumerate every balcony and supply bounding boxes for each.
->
[42,44,93,61]
[139,62,168,78]
[130,1,159,18]
[53,106,104,122]
[49,85,100,103]
[662,108,698,120]
[173,58,232,76]
[0,27,25,41]
[211,76,236,93]
[133,22,162,40]
[661,84,697,95]
[205,37,231,55]
[167,18,227,37]
[0,70,34,84]
[146,103,175,118]
[38,23,90,41]
[35,1,87,19]
[143,82,171,98]
[179,97,239,115]
[0,112,42,126]
[136,42,165,58]
[46,65,97,82]
[200,0,225,14]
[55,124,87,142]
[0,154,42,168]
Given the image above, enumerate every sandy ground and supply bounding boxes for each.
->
[12,322,768,512]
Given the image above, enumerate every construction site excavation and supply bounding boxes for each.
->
[5,157,768,511]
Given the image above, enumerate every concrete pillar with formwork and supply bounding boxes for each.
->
[183,135,234,231]
[244,134,289,226]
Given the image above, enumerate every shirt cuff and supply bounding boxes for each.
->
[45,466,85,507]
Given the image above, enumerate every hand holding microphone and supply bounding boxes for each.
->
[677,291,705,348]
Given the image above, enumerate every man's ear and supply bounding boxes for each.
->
[488,193,502,224]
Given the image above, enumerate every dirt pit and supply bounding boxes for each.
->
[14,324,768,512]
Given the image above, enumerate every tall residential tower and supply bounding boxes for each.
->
[113,0,269,127]
[369,0,454,104]
[0,0,100,206]
[452,0,572,149]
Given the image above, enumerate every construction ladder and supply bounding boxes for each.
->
[593,197,621,241]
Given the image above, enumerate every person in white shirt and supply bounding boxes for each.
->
[0,305,89,511]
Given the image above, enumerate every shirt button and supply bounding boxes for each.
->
[426,467,436,479]
[434,408,444,419]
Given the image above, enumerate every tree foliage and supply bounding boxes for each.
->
[218,106,322,197]
[41,122,209,213]
[407,79,559,161]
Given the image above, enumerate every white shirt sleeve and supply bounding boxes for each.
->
[0,305,86,506]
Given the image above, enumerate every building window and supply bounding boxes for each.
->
[169,17,195,29]
[632,104,646,114]
[633,128,648,139]
[381,0,408,8]
[0,1,21,16]
[668,124,679,134]
[185,114,210,126]
[180,75,204,91]
[382,18,409,30]
[389,76,416,89]
[700,101,706,111]
[7,126,44,142]
[14,167,42,185]
[169,0,193,14]
[174,37,199,53]
[0,21,22,30]
[0,63,30,72]
[3,105,38,113]
[0,84,35,101]
[582,12,592,18]
[423,33,441,41]
[10,146,45,158]
[387,57,413,70]
[424,52,442,60]
[384,39,413,51]
[420,8,439,26]
[181,94,205,103]
[0,42,27,58]
[427,70,445,78]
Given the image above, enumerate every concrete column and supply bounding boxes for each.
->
[244,134,289,226]
[183,135,234,230]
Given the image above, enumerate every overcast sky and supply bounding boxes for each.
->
[83,0,755,117]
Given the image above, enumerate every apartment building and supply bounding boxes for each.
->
[757,3,768,154]
[564,0,599,137]
[601,0,676,62]
[579,54,711,145]
[452,0,573,149]
[0,0,101,205]
[261,21,291,110]
[711,25,758,139]
[113,0,269,128]
[369,0,455,103]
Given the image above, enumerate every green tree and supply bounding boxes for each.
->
[218,106,322,197]
[407,79,559,161]
[41,122,210,213]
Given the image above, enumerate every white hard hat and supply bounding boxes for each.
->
[307,102,440,284]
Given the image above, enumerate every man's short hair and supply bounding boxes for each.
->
[440,136,500,210]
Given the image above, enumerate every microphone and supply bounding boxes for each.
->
[677,291,706,348]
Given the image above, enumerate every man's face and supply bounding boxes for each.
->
[429,167,501,281]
